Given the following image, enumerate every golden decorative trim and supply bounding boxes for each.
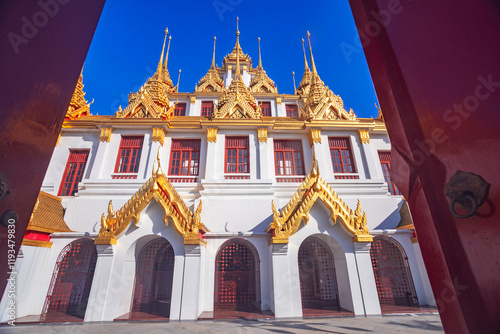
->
[352,235,373,243]
[207,127,218,143]
[28,191,72,234]
[95,153,206,246]
[276,97,281,105]
[22,238,52,248]
[152,127,167,145]
[411,237,418,244]
[227,65,232,71]
[242,65,247,71]
[267,237,289,246]
[267,159,372,244]
[190,96,196,104]
[358,129,370,144]
[308,128,321,146]
[99,127,113,142]
[257,128,268,143]
[56,132,62,146]
[65,72,91,120]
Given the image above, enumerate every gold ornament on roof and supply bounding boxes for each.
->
[302,32,356,121]
[266,156,372,244]
[296,38,312,96]
[248,37,278,94]
[223,17,252,65]
[95,151,207,246]
[214,18,262,119]
[195,37,225,93]
[116,29,176,119]
[66,72,91,120]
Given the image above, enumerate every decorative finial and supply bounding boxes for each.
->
[176,69,181,92]
[211,36,217,69]
[235,17,241,79]
[156,148,163,176]
[258,37,262,69]
[164,35,172,70]
[292,71,297,93]
[236,16,239,34]
[301,38,310,72]
[157,28,168,77]
[306,31,317,75]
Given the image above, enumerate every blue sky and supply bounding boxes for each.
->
[82,0,379,118]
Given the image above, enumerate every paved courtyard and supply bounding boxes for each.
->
[0,313,443,333]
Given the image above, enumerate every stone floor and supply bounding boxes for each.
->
[0,313,443,333]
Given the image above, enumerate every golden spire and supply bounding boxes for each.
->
[211,36,217,69]
[302,38,310,72]
[157,28,168,77]
[164,35,172,71]
[292,71,296,93]
[307,31,317,75]
[235,17,241,79]
[258,37,262,69]
[176,69,181,92]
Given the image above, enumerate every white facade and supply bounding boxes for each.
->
[1,30,435,323]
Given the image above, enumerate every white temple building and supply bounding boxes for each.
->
[1,23,435,323]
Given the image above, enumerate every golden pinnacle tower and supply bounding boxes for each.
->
[195,37,225,92]
[248,37,278,93]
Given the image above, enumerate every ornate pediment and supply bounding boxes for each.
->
[65,72,91,120]
[267,158,372,244]
[95,153,207,246]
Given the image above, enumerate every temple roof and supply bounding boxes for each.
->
[27,192,72,234]
[214,18,261,119]
[116,28,176,119]
[195,37,226,93]
[248,37,278,94]
[297,39,312,96]
[65,72,90,120]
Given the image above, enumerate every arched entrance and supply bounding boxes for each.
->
[42,238,97,322]
[370,236,419,310]
[131,238,175,318]
[214,239,260,311]
[298,236,339,311]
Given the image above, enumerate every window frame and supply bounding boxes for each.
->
[224,136,250,174]
[174,103,187,116]
[285,104,299,117]
[168,139,201,176]
[378,151,401,195]
[328,137,356,174]
[259,101,272,117]
[273,140,305,176]
[201,101,213,117]
[58,150,90,196]
[114,136,144,174]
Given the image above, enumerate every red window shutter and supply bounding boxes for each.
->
[114,136,144,174]
[58,150,89,196]
[169,139,201,176]
[378,152,401,195]
[260,102,271,117]
[274,140,304,175]
[201,101,213,117]
[225,137,249,173]
[286,104,298,117]
[328,137,356,173]
[174,103,186,116]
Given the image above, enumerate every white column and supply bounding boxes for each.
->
[145,140,162,178]
[179,244,203,320]
[360,142,382,179]
[89,140,110,179]
[313,141,331,179]
[353,241,381,315]
[205,140,217,179]
[259,140,271,179]
[412,241,436,306]
[269,243,302,318]
[84,244,114,322]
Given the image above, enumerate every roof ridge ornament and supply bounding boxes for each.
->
[248,37,278,94]
[156,28,168,78]
[297,38,312,96]
[195,36,225,93]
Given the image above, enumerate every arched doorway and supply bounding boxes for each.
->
[370,236,419,310]
[131,238,175,318]
[214,239,260,311]
[42,238,97,321]
[298,236,339,311]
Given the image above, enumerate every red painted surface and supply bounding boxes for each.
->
[201,101,213,117]
[114,136,144,174]
[24,231,50,242]
[259,101,271,117]
[329,137,356,173]
[58,150,89,196]
[225,137,249,173]
[0,1,106,297]
[168,139,200,176]
[348,1,500,332]
[378,152,400,195]
[274,140,305,176]
[174,103,186,116]
[286,104,299,117]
